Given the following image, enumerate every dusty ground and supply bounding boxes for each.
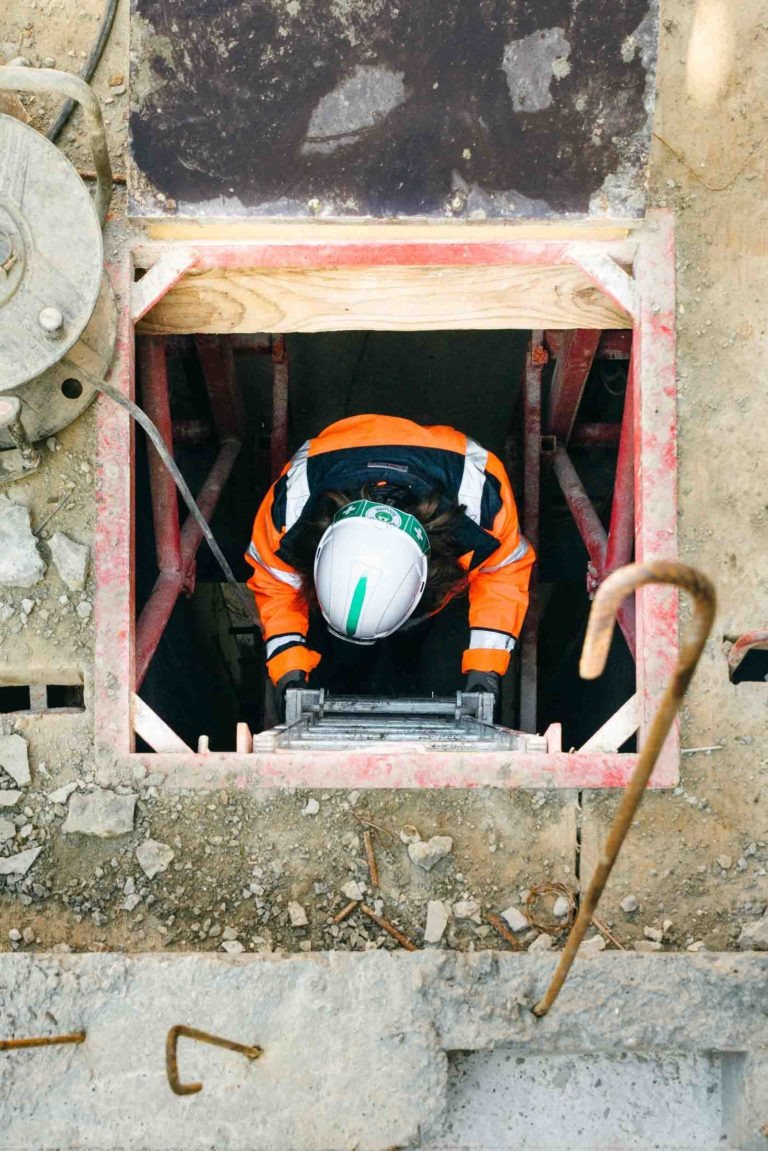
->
[0,0,766,960]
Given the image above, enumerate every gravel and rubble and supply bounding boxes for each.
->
[0,496,46,588]
[47,531,90,592]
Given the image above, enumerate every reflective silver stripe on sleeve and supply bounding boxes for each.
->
[482,536,531,572]
[285,440,311,529]
[265,633,305,659]
[469,629,516,652]
[458,437,489,525]
[247,541,303,589]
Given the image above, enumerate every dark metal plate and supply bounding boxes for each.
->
[129,0,657,220]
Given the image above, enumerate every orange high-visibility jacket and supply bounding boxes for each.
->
[245,415,535,685]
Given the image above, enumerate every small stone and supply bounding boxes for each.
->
[0,847,42,876]
[633,939,663,953]
[121,893,141,912]
[301,798,320,816]
[0,496,45,587]
[553,896,570,918]
[0,734,31,787]
[0,791,21,807]
[109,72,124,86]
[620,895,639,913]
[8,929,21,942]
[20,599,34,615]
[500,905,529,933]
[341,880,364,902]
[0,818,15,842]
[737,911,768,950]
[111,84,126,96]
[42,56,56,67]
[717,855,732,871]
[288,901,308,927]
[22,927,36,945]
[528,932,554,952]
[424,900,449,944]
[408,835,453,871]
[52,943,72,953]
[644,926,664,943]
[62,789,136,837]
[208,924,221,938]
[221,940,245,954]
[47,781,79,805]
[76,600,92,620]
[687,941,706,952]
[222,926,239,941]
[123,876,135,896]
[579,934,607,956]
[399,824,421,845]
[48,531,89,592]
[136,838,174,878]
[452,899,481,922]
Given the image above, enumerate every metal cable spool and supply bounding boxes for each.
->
[0,67,115,483]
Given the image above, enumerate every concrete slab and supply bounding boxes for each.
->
[0,952,766,1150]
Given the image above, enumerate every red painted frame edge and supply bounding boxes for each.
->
[93,211,678,790]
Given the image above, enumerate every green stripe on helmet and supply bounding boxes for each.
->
[333,499,430,555]
[345,575,368,637]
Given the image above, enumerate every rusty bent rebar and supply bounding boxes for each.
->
[0,1031,86,1051]
[166,1025,263,1096]
[532,560,716,1018]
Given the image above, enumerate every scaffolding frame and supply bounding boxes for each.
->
[93,212,677,790]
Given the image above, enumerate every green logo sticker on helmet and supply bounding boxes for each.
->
[333,500,430,555]
[365,504,403,527]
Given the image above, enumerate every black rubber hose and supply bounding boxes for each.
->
[94,378,260,625]
[47,0,120,143]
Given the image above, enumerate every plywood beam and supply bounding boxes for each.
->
[141,219,640,244]
[137,264,633,336]
[133,694,192,753]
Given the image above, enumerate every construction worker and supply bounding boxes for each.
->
[245,414,535,717]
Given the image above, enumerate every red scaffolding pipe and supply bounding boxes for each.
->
[135,338,243,689]
[570,421,622,447]
[552,447,607,569]
[551,443,636,657]
[519,333,545,733]
[604,361,635,574]
[546,329,601,445]
[271,336,289,479]
[194,336,244,441]
[138,338,182,576]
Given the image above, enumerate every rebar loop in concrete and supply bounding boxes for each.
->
[532,561,716,1017]
[166,1024,263,1096]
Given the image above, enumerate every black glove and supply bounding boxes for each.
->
[275,670,307,722]
[464,670,501,719]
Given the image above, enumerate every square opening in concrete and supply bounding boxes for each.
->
[93,219,677,790]
[424,1047,735,1150]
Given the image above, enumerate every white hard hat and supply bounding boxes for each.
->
[314,499,430,643]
